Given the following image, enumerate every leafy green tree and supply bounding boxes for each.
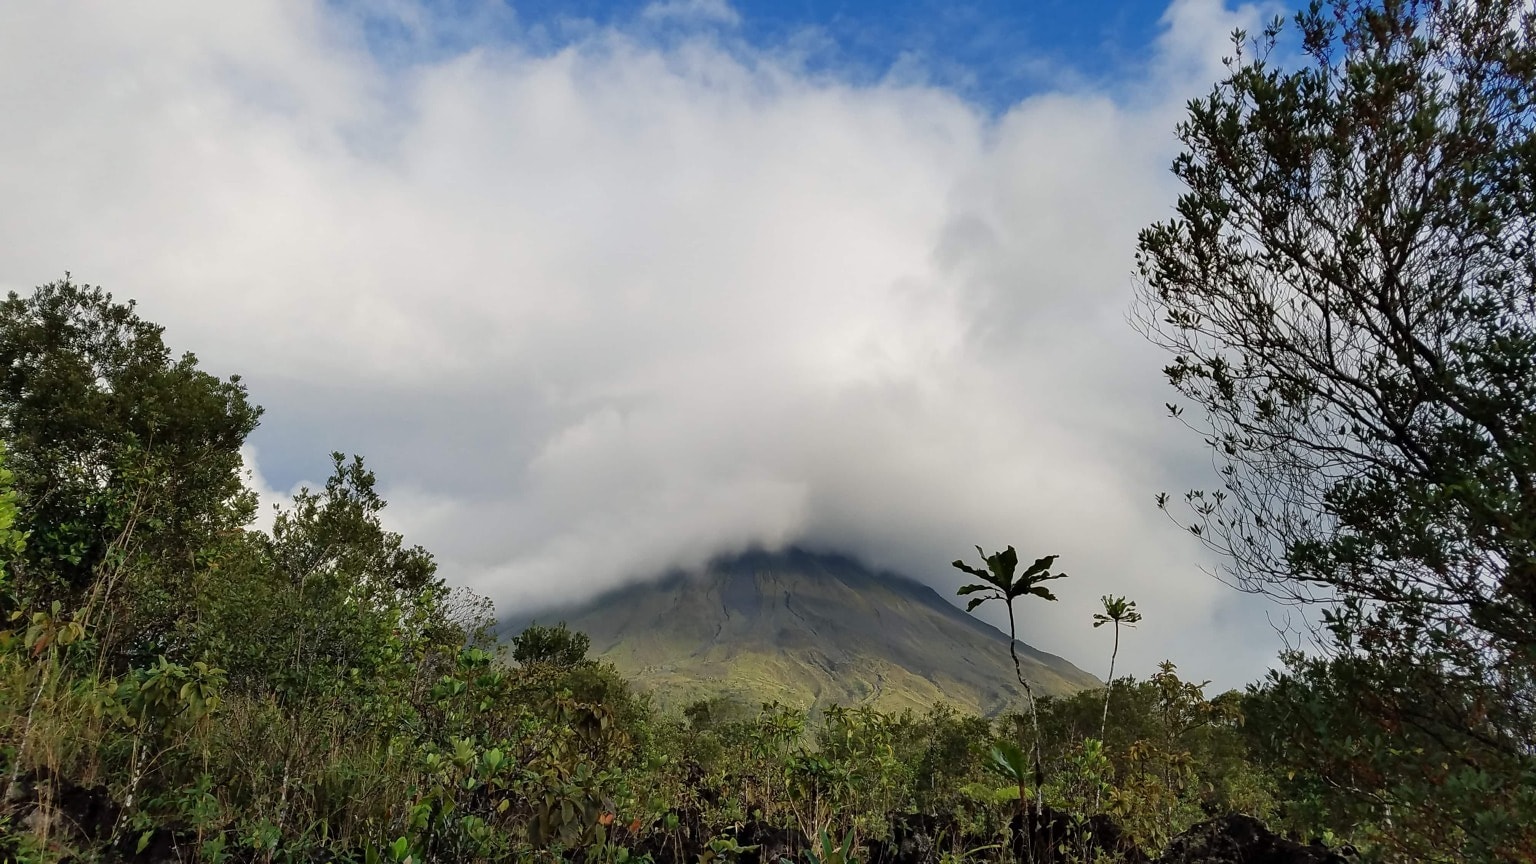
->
[683,695,752,732]
[954,546,1065,862]
[223,453,454,840]
[904,703,991,811]
[512,621,593,668]
[1135,1,1536,858]
[0,283,669,862]
[0,277,261,662]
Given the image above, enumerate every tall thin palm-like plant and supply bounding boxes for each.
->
[1091,595,1140,811]
[954,546,1065,863]
[1092,595,1141,742]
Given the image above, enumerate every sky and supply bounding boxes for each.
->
[0,0,1304,690]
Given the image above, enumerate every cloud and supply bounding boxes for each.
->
[240,445,302,536]
[0,0,1279,689]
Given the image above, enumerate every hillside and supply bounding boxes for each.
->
[510,548,1100,715]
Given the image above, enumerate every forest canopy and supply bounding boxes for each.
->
[1136,0,1536,859]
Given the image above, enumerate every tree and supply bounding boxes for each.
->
[511,621,592,668]
[0,277,261,662]
[1135,1,1536,858]
[1092,595,1141,744]
[954,546,1066,863]
[261,452,448,696]
[1091,595,1140,811]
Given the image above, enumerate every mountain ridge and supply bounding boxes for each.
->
[505,547,1101,715]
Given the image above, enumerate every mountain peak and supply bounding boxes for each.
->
[509,547,1100,715]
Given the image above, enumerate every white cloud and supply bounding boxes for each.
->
[240,445,301,536]
[0,0,1280,688]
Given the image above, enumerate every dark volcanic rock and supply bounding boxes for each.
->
[1011,805,1149,864]
[737,820,800,863]
[1158,814,1350,864]
[54,776,120,841]
[865,813,963,864]
[4,768,201,863]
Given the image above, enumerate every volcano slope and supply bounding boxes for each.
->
[510,548,1100,715]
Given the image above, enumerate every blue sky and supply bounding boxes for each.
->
[347,0,1174,109]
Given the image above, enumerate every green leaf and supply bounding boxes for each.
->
[986,740,1030,782]
[951,560,990,580]
[989,546,1020,584]
[1020,554,1058,579]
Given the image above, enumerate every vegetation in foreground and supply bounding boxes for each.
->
[0,276,1287,861]
[6,0,1536,860]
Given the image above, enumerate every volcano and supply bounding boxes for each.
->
[510,547,1101,715]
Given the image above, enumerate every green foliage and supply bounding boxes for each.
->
[803,826,857,864]
[1244,647,1536,862]
[1091,597,1140,633]
[1135,1,1536,859]
[513,621,594,668]
[0,277,262,669]
[1024,663,1276,851]
[954,546,1066,861]
[1092,595,1141,761]
[0,446,27,669]
[0,278,1305,863]
[0,445,25,570]
[984,740,1030,815]
[699,833,758,862]
[953,547,1066,614]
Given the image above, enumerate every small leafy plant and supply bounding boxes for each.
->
[803,826,857,864]
[954,546,1066,863]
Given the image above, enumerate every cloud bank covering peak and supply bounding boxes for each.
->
[0,0,1288,688]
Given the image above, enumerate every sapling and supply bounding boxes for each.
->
[953,546,1066,864]
[1092,597,1141,742]
[985,739,1032,825]
[1091,595,1140,811]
